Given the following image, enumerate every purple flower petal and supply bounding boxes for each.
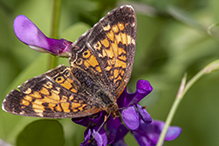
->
[13,15,72,57]
[164,126,182,141]
[80,128,92,146]
[72,112,105,127]
[129,80,153,106]
[14,15,48,48]
[106,116,129,144]
[88,112,105,126]
[106,117,122,144]
[112,124,129,143]
[147,121,182,141]
[94,127,107,146]
[136,104,152,124]
[132,130,154,146]
[165,126,182,141]
[119,80,153,107]
[122,105,139,130]
[136,120,181,144]
[111,139,128,146]
[72,117,89,127]
[81,127,107,146]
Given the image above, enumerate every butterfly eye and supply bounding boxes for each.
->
[56,76,64,83]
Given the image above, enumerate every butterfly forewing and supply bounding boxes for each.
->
[71,5,137,98]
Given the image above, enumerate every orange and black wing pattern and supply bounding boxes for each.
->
[70,5,136,98]
[2,65,104,118]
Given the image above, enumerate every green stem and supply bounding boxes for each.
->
[48,0,62,70]
[181,69,205,98]
[156,59,219,145]
[156,69,206,146]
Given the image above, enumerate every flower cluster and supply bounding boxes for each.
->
[72,80,181,146]
[14,15,182,146]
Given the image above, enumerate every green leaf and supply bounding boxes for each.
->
[16,119,64,146]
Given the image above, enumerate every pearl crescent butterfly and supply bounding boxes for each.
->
[2,5,136,119]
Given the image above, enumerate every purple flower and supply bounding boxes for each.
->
[117,80,153,130]
[106,117,181,146]
[72,80,156,145]
[13,15,72,57]
[131,120,182,146]
[107,80,181,146]
[72,80,182,145]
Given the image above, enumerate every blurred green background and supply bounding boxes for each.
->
[1,0,219,145]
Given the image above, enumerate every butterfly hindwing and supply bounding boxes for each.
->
[2,65,104,118]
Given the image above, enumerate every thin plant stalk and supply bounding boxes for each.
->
[48,0,62,70]
[156,59,219,146]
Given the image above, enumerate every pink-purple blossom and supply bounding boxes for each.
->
[13,15,72,57]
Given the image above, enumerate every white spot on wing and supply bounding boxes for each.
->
[1,98,7,112]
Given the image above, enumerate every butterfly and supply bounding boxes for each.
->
[2,5,136,119]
